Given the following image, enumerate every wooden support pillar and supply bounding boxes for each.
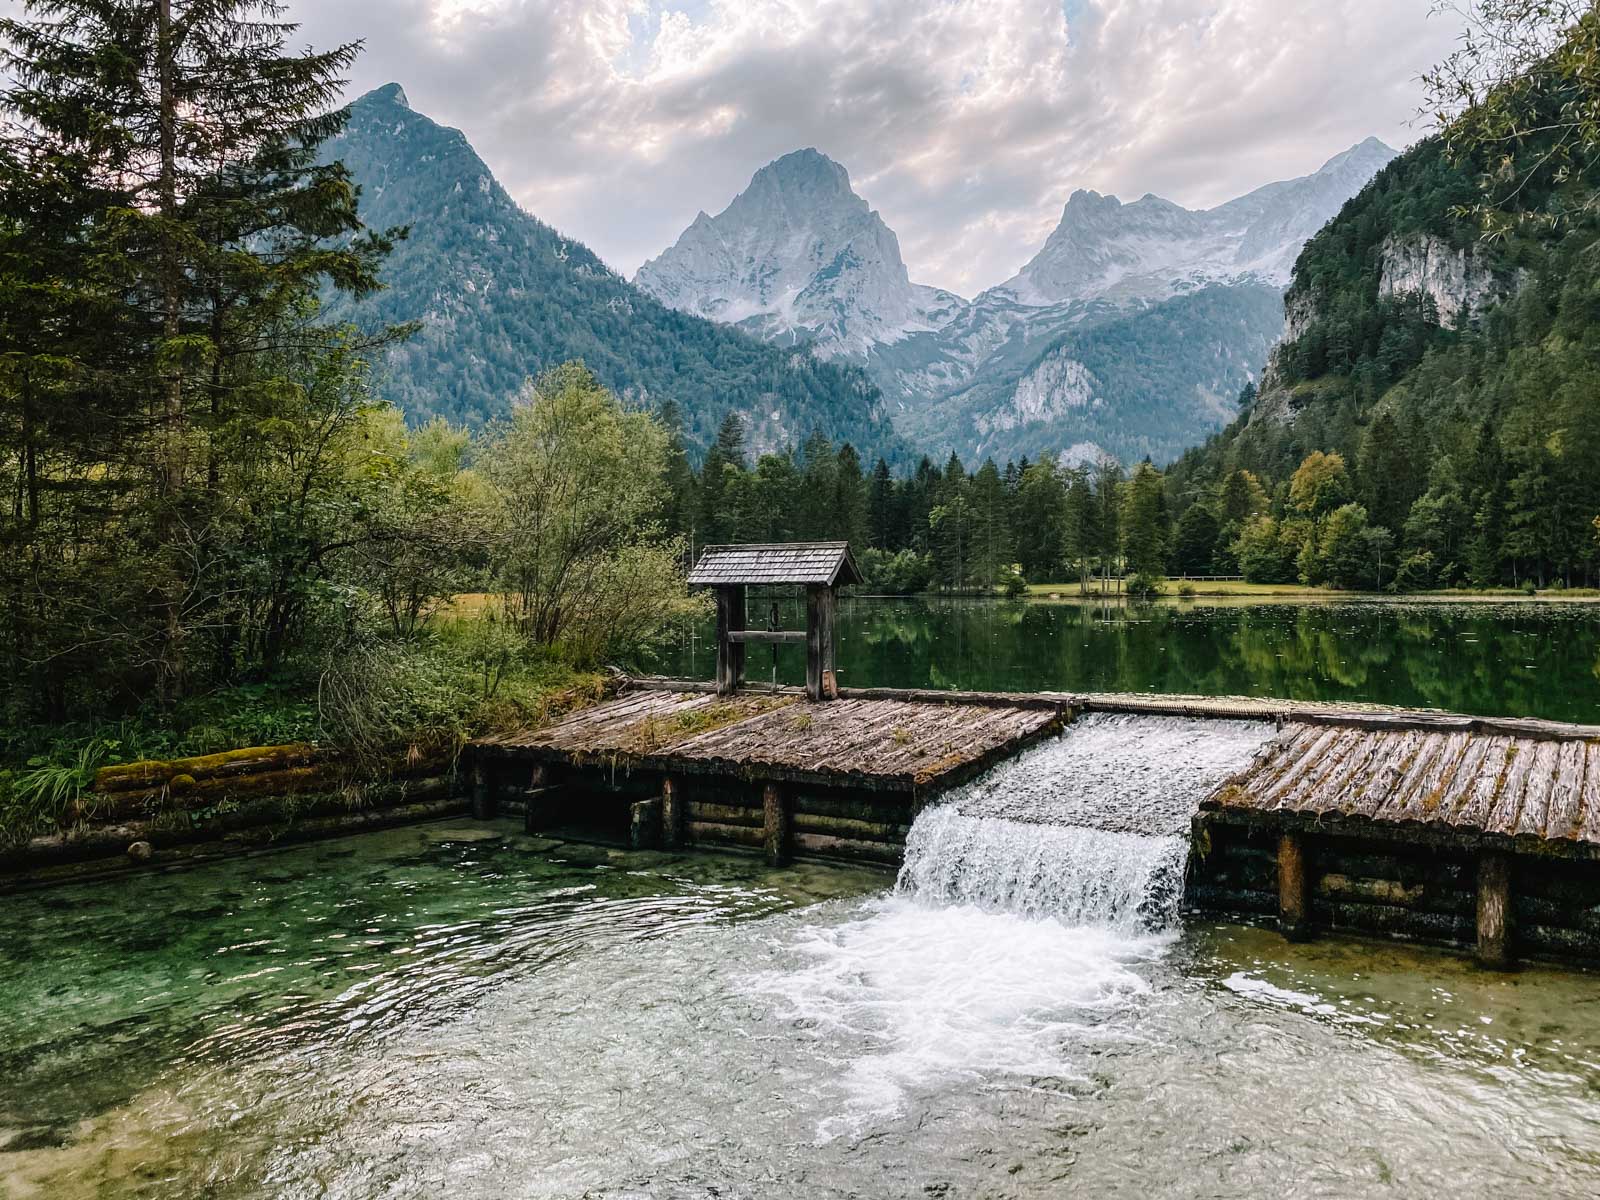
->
[661,776,685,848]
[471,759,497,820]
[762,782,790,866]
[805,584,838,701]
[715,585,746,695]
[1477,850,1513,969]
[1277,831,1311,942]
[631,797,664,849]
[522,765,552,835]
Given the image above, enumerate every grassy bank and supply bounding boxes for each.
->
[0,621,605,847]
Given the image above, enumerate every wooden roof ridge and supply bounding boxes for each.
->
[687,541,863,587]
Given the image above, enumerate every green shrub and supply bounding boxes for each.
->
[1126,571,1168,599]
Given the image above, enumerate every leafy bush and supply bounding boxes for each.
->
[1126,571,1167,599]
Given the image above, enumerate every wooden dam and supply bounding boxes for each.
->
[463,542,1600,970]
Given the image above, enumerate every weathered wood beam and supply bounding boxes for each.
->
[727,629,807,645]
[805,585,838,702]
[661,776,685,848]
[1277,832,1311,942]
[763,781,790,867]
[714,585,746,695]
[1477,850,1513,969]
[471,760,497,820]
[630,797,664,850]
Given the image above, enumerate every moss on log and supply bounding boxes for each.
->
[93,744,319,793]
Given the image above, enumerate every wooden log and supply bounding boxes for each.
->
[93,744,321,794]
[1277,832,1311,942]
[805,585,838,701]
[790,811,910,842]
[791,831,901,865]
[714,585,746,695]
[471,760,497,820]
[1477,850,1512,969]
[763,782,789,867]
[687,820,765,849]
[73,763,346,821]
[662,776,684,847]
[792,793,915,824]
[630,797,663,849]
[686,800,763,827]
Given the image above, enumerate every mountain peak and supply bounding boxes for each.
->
[1315,136,1397,177]
[357,82,410,111]
[635,147,956,356]
[749,147,856,202]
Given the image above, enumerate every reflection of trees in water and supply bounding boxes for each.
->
[648,598,1600,721]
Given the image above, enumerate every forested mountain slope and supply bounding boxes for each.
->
[1167,124,1600,588]
[322,85,899,459]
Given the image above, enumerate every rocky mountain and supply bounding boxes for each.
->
[1165,108,1600,591]
[320,85,900,460]
[991,137,1398,307]
[634,149,963,357]
[640,138,1396,466]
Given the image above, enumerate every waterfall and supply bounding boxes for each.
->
[896,714,1275,930]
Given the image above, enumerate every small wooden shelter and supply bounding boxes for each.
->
[687,541,862,701]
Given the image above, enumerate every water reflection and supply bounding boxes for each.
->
[649,597,1600,723]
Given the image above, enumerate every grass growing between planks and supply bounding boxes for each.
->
[0,619,606,847]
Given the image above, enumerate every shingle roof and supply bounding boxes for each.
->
[687,541,863,587]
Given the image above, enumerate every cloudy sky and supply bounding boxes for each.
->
[284,0,1466,296]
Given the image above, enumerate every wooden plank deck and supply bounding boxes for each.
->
[471,685,1066,794]
[1202,721,1600,853]
[470,678,1600,848]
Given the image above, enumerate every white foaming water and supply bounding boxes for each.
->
[897,807,1189,928]
[751,714,1276,1134]
[897,713,1276,931]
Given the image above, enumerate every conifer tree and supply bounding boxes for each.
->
[1,0,392,701]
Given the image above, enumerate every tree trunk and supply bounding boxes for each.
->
[156,0,185,700]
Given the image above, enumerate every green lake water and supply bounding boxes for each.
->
[649,596,1600,723]
[4,821,1600,1198]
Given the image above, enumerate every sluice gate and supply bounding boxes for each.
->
[465,678,1600,968]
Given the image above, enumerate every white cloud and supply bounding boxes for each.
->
[287,0,1463,295]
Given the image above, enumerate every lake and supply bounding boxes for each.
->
[648,596,1600,723]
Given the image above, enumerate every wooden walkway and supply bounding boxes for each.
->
[1203,722,1600,853]
[472,685,1064,794]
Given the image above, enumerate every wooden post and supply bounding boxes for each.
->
[762,782,789,866]
[1477,850,1512,969]
[471,759,497,820]
[523,764,548,835]
[661,776,685,848]
[1277,831,1311,942]
[715,585,746,695]
[805,584,838,701]
[631,797,664,849]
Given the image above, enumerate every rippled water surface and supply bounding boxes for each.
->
[5,819,1600,1198]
